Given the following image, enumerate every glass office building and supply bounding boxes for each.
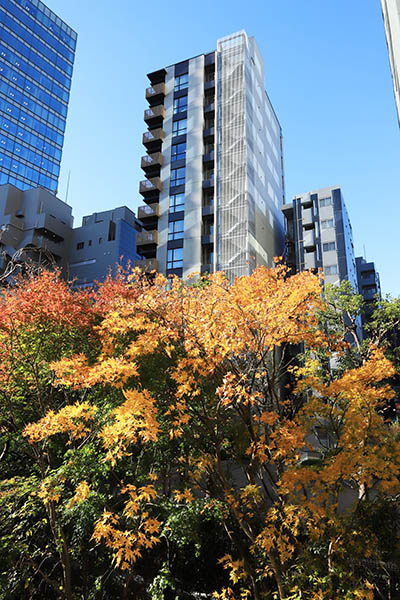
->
[0,0,77,192]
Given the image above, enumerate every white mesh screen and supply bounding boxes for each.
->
[216,32,249,282]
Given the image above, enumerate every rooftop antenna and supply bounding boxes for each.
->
[363,244,367,261]
[65,170,71,204]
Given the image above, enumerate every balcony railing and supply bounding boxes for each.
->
[138,203,160,220]
[136,230,159,246]
[139,177,162,196]
[134,258,159,272]
[143,128,165,149]
[141,152,163,171]
[145,82,166,102]
[144,105,165,124]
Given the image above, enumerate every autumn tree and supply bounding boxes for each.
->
[3,266,400,599]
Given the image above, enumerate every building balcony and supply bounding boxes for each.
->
[202,234,213,245]
[302,208,313,226]
[134,258,159,272]
[202,203,214,217]
[362,288,378,301]
[202,175,214,189]
[303,229,316,248]
[136,229,159,247]
[143,128,165,151]
[203,127,215,140]
[203,150,215,165]
[138,203,160,221]
[304,251,317,270]
[141,152,163,173]
[144,105,165,126]
[139,177,162,197]
[145,82,166,104]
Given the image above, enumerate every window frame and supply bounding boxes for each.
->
[173,95,188,114]
[322,241,336,252]
[172,119,187,137]
[320,218,334,230]
[174,74,188,91]
[170,166,186,187]
[170,193,185,213]
[171,142,186,162]
[324,264,338,275]
[167,247,184,269]
[168,219,185,241]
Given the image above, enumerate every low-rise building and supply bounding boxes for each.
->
[0,183,72,274]
[69,206,142,287]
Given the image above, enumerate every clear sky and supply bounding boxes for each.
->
[48,0,400,295]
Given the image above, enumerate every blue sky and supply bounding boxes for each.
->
[49,0,400,295]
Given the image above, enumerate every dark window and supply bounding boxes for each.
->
[76,241,84,250]
[319,197,332,207]
[172,119,187,136]
[321,219,334,230]
[167,247,184,269]
[324,265,338,275]
[175,74,188,91]
[168,219,184,241]
[171,142,186,162]
[99,237,103,244]
[174,96,188,114]
[88,240,92,246]
[171,167,185,187]
[322,241,336,252]
[170,193,185,213]
[108,220,116,241]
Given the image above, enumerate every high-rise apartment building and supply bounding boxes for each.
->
[381,0,400,125]
[0,0,77,192]
[282,186,358,290]
[136,31,285,281]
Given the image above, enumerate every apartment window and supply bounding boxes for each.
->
[175,74,188,91]
[167,247,183,269]
[325,265,338,275]
[323,241,336,252]
[172,119,187,136]
[321,219,334,229]
[168,219,184,240]
[171,167,185,187]
[170,193,185,213]
[319,197,332,207]
[171,142,186,162]
[174,96,188,114]
[76,241,84,250]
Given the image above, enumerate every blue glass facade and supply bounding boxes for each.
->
[0,0,76,192]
